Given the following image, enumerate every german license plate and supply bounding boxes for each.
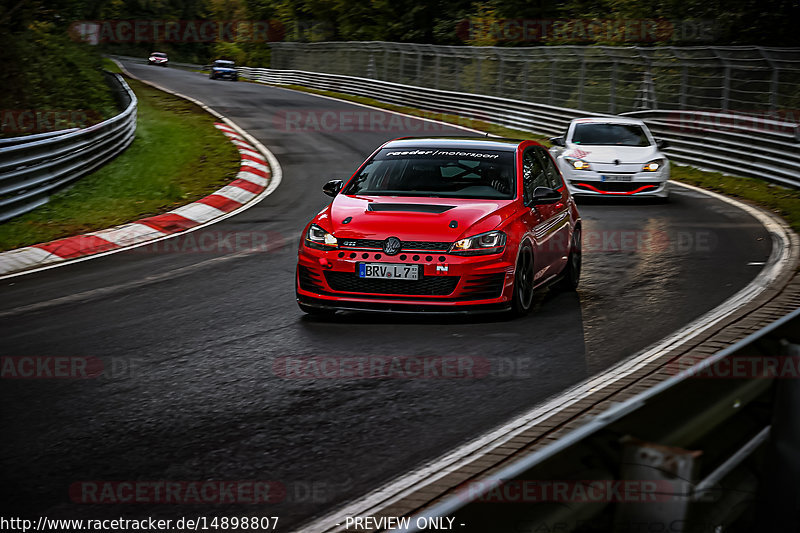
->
[601,174,633,182]
[358,263,419,280]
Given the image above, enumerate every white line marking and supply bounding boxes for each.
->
[170,202,228,224]
[89,223,168,247]
[236,160,269,173]
[214,185,258,204]
[235,172,269,187]
[0,247,58,273]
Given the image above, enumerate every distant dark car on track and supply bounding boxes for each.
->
[209,60,238,81]
[296,137,582,316]
[147,52,168,67]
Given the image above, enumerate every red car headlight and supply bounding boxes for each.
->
[450,231,506,256]
[305,224,337,250]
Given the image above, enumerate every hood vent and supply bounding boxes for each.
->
[367,203,455,214]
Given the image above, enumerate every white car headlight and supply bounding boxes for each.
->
[305,224,337,250]
[564,157,592,171]
[642,159,664,172]
[450,231,506,256]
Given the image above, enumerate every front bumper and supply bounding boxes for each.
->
[564,170,669,197]
[212,70,238,79]
[296,244,515,313]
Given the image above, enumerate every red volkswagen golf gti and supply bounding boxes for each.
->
[296,137,582,316]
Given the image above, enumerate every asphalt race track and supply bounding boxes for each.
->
[0,61,774,529]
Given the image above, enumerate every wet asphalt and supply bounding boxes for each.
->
[0,61,773,529]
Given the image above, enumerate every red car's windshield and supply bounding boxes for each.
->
[343,148,515,199]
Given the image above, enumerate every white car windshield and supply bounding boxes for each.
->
[571,123,651,147]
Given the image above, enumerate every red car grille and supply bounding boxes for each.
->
[461,273,506,300]
[298,265,324,292]
[324,271,459,296]
[339,239,451,251]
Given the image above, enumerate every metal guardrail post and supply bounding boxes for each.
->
[614,438,700,530]
[577,48,587,111]
[545,48,557,106]
[434,51,441,90]
[758,47,781,115]
[609,59,618,115]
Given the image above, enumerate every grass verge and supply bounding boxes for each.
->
[273,83,800,234]
[0,73,241,252]
[669,166,800,234]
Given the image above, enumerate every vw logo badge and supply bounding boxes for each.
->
[383,237,402,255]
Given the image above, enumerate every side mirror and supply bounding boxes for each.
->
[532,186,562,204]
[656,139,669,150]
[549,136,566,147]
[322,179,343,197]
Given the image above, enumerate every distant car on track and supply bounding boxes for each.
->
[296,137,582,316]
[209,60,238,81]
[147,52,168,67]
[549,117,670,199]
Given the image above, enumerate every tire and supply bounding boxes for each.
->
[511,245,535,316]
[557,227,581,291]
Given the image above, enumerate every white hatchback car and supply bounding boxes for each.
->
[549,117,670,199]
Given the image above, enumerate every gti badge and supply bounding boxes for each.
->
[383,236,402,255]
[436,265,449,273]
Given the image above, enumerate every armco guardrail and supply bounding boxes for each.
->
[391,307,800,532]
[237,67,800,188]
[623,109,800,188]
[0,74,137,222]
[269,43,800,117]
